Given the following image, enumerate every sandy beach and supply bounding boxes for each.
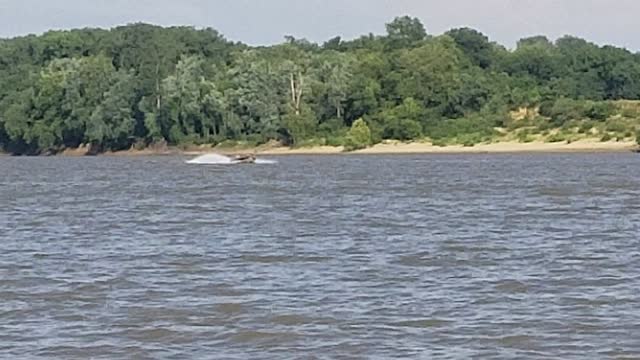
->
[6,138,633,157]
[200,139,638,156]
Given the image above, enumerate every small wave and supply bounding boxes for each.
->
[390,319,453,328]
[230,330,298,345]
[186,153,232,165]
[255,159,277,164]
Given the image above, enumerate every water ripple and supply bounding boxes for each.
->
[1,154,640,359]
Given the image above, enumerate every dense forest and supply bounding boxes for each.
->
[2,16,640,154]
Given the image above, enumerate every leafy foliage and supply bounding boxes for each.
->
[2,18,640,154]
[344,118,372,151]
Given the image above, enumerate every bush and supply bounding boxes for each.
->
[578,121,595,134]
[383,118,422,141]
[537,100,555,118]
[133,138,147,151]
[431,139,448,147]
[534,117,553,131]
[243,134,264,147]
[296,138,327,147]
[636,130,640,146]
[604,119,629,133]
[517,131,535,143]
[539,98,589,127]
[215,139,239,148]
[546,133,567,143]
[424,115,499,141]
[621,107,640,119]
[317,118,347,138]
[586,102,615,121]
[326,136,346,147]
[344,118,373,151]
[283,108,317,145]
[601,133,612,142]
[458,133,484,147]
[318,118,344,132]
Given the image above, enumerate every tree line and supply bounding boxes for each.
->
[1,17,640,154]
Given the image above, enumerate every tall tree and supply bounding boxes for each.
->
[446,28,496,69]
[385,16,427,48]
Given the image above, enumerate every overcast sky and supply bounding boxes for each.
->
[0,0,638,50]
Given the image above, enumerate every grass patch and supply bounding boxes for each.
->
[546,133,568,143]
[294,138,327,148]
[431,139,449,147]
[600,133,612,142]
[518,133,536,143]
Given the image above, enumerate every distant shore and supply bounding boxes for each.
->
[112,139,638,156]
[2,139,636,157]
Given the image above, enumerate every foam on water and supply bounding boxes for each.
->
[186,153,233,165]
[186,153,276,165]
[255,159,277,164]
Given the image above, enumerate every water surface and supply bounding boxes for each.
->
[1,154,640,359]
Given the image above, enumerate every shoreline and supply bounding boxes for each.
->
[130,139,639,156]
[2,139,637,157]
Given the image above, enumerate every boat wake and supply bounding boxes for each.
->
[186,153,277,165]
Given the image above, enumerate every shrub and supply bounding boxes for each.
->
[216,139,240,148]
[586,102,616,121]
[133,138,147,151]
[578,121,595,134]
[296,138,327,147]
[344,118,373,151]
[601,133,612,142]
[317,118,347,138]
[424,115,499,141]
[383,118,422,141]
[431,139,448,147]
[283,108,317,145]
[546,133,567,143]
[605,119,627,133]
[326,136,346,147]
[621,107,639,119]
[458,133,483,147]
[517,132,535,143]
[539,98,589,127]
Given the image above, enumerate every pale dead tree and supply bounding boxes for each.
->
[289,71,304,116]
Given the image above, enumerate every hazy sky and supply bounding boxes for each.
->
[1,0,638,50]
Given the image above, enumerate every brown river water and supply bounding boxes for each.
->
[1,154,640,359]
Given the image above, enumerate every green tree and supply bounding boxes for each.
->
[344,118,372,151]
[393,36,466,118]
[377,98,424,140]
[86,70,137,150]
[385,16,427,48]
[446,28,496,69]
[160,55,227,143]
[3,19,640,154]
[282,106,317,145]
[225,50,286,141]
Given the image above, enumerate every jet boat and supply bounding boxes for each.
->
[230,154,256,164]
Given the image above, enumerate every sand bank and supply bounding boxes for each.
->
[48,139,637,157]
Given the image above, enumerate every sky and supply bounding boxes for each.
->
[0,0,639,51]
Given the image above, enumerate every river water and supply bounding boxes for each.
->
[1,154,640,359]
